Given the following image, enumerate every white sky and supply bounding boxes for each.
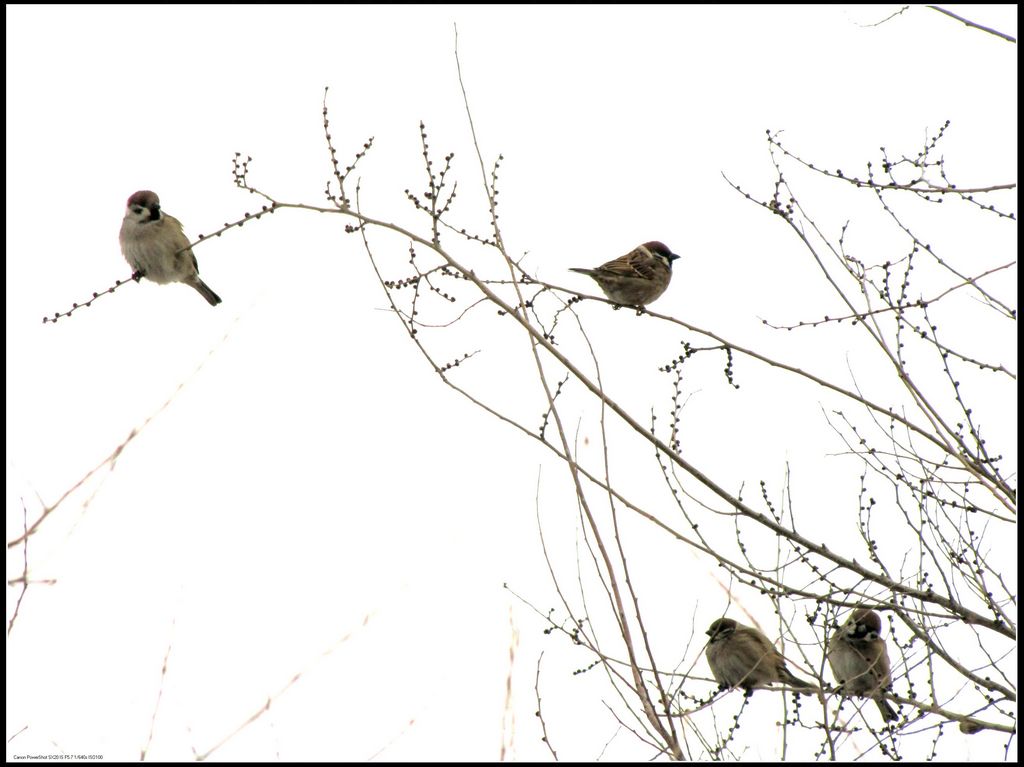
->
[6,4,1017,762]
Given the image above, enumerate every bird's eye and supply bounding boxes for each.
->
[131,206,144,215]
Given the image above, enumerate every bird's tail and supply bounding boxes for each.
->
[781,669,818,693]
[568,267,597,276]
[875,696,898,722]
[191,278,223,306]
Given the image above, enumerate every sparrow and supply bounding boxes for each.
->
[569,241,680,306]
[827,608,898,722]
[119,190,222,306]
[705,617,817,693]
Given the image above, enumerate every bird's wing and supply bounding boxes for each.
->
[163,214,197,265]
[598,248,655,280]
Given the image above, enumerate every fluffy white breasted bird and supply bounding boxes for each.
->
[827,608,898,722]
[119,190,222,306]
[705,617,817,693]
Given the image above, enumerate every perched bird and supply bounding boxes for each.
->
[569,241,680,306]
[119,190,222,306]
[705,617,816,693]
[827,608,898,722]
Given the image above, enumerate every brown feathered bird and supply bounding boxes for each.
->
[705,618,816,693]
[569,241,679,306]
[827,608,898,722]
[120,190,222,306]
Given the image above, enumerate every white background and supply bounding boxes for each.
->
[6,4,1017,761]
